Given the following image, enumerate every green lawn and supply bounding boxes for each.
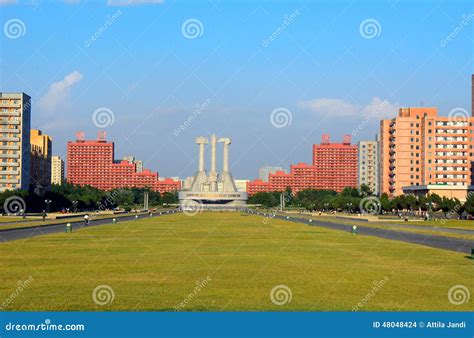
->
[0,211,158,230]
[0,216,26,223]
[0,212,472,311]
[282,213,474,240]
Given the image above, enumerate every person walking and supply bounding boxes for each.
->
[42,210,46,222]
[84,214,90,226]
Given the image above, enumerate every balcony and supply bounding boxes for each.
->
[0,118,20,125]
[0,162,19,166]
[0,145,20,150]
[0,137,19,142]
[0,128,19,133]
[0,111,20,117]
[0,102,21,107]
[0,170,19,175]
[0,178,20,184]
[0,153,19,158]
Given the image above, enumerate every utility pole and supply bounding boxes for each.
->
[280,192,285,212]
[144,192,149,211]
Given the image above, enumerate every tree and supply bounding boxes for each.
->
[248,192,279,208]
[161,191,179,205]
[463,192,474,215]
[440,197,459,218]
[359,184,373,197]
[380,193,392,213]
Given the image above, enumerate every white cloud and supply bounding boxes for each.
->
[107,0,163,5]
[38,70,83,114]
[299,97,399,118]
[0,0,18,5]
[299,98,360,117]
[362,97,399,118]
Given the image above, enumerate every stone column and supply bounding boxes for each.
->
[209,134,218,192]
[219,138,231,171]
[211,134,217,173]
[195,137,208,172]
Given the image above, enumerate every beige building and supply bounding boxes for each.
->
[403,185,474,203]
[0,92,31,191]
[358,140,378,194]
[122,155,143,172]
[51,155,64,185]
[30,129,52,194]
[380,107,474,198]
[234,179,250,192]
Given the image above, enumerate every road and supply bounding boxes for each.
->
[252,212,474,254]
[2,210,473,254]
[0,211,179,243]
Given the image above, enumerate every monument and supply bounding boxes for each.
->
[179,134,247,210]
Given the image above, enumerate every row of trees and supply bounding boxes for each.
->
[0,183,180,214]
[247,185,473,217]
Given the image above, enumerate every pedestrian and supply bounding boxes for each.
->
[42,210,46,222]
[84,214,90,226]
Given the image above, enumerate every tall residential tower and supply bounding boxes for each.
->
[0,92,31,191]
[30,129,52,193]
[51,155,65,185]
[358,139,379,195]
[380,107,474,199]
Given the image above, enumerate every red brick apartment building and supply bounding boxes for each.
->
[247,134,358,195]
[312,134,358,192]
[66,132,180,193]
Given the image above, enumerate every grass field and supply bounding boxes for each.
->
[283,213,474,240]
[0,216,25,223]
[0,212,157,231]
[0,212,472,311]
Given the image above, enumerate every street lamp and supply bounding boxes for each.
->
[346,202,353,214]
[72,200,78,213]
[44,199,52,213]
[425,202,432,220]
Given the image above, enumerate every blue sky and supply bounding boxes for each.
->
[1,0,473,179]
